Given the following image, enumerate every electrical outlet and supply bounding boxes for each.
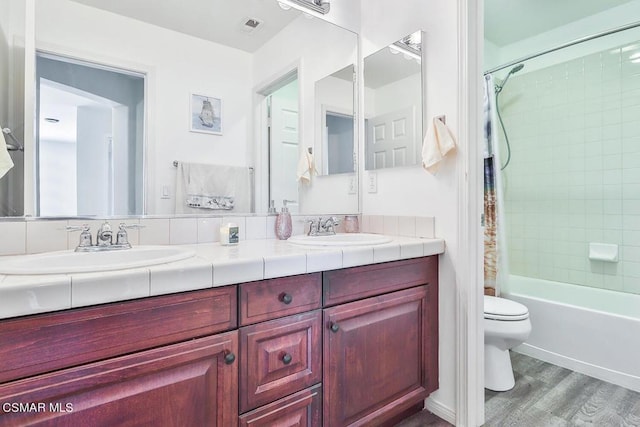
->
[348,176,357,194]
[367,172,377,193]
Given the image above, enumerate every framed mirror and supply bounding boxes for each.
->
[364,30,424,170]
[0,0,358,218]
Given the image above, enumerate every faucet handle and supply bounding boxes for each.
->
[66,224,92,248]
[305,218,318,236]
[116,223,144,246]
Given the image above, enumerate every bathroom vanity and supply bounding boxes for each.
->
[0,239,441,426]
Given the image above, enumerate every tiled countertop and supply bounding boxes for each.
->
[0,235,445,320]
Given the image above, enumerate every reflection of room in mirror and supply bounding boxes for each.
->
[315,64,356,176]
[364,30,424,171]
[9,0,359,218]
[36,53,145,217]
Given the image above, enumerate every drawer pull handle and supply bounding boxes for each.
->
[224,352,236,365]
[282,353,293,365]
[330,323,340,333]
[280,293,293,305]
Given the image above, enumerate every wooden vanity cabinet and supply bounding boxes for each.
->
[0,256,439,427]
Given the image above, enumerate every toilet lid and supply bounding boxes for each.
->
[484,295,529,321]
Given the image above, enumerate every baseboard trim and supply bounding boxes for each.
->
[425,396,456,425]
[515,344,640,393]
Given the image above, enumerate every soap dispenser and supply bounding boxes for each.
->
[275,200,292,240]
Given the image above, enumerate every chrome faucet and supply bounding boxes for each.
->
[67,221,141,252]
[96,221,113,246]
[307,216,339,236]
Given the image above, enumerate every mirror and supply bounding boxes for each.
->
[315,64,355,175]
[0,0,27,217]
[364,30,424,170]
[0,0,358,218]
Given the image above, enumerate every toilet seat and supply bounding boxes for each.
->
[484,295,529,321]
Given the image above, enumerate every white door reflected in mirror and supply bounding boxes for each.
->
[364,30,424,171]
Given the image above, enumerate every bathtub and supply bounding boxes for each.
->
[503,275,640,393]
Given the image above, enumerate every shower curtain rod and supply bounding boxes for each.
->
[484,19,640,75]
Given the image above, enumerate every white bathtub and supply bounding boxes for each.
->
[503,275,640,392]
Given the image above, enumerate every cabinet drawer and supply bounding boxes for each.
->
[239,384,321,427]
[239,310,322,413]
[323,256,437,306]
[0,286,237,384]
[239,273,321,326]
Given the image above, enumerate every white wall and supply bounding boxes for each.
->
[35,0,253,215]
[360,0,460,419]
[252,14,358,215]
[38,139,76,216]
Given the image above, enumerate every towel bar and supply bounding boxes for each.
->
[172,160,254,172]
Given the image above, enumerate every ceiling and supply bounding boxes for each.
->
[70,0,302,53]
[485,0,637,47]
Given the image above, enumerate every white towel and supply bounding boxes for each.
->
[0,130,14,179]
[422,117,457,174]
[296,150,317,183]
[175,162,252,213]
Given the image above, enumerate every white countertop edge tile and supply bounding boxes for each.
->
[264,253,307,279]
[0,276,71,319]
[71,268,151,309]
[212,257,264,286]
[0,236,445,318]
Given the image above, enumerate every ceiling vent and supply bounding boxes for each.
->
[239,17,263,34]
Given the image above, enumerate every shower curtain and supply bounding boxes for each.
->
[483,74,503,295]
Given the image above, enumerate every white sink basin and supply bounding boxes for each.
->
[288,233,393,247]
[0,246,196,275]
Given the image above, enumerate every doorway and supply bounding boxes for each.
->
[262,75,300,214]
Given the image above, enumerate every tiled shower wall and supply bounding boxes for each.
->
[500,41,640,294]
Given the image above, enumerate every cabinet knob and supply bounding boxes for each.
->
[224,352,236,365]
[282,353,293,365]
[280,293,293,305]
[330,323,340,333]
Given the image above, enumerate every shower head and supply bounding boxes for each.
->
[495,63,524,94]
[509,64,524,75]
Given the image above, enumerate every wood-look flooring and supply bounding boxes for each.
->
[395,352,640,427]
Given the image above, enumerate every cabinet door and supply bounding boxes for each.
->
[0,332,239,427]
[240,310,322,413]
[323,286,434,427]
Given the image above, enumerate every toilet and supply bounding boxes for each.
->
[484,295,531,391]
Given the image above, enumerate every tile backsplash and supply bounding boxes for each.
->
[0,214,435,256]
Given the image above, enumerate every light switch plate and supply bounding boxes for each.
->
[348,176,357,194]
[161,185,171,199]
[368,172,377,193]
